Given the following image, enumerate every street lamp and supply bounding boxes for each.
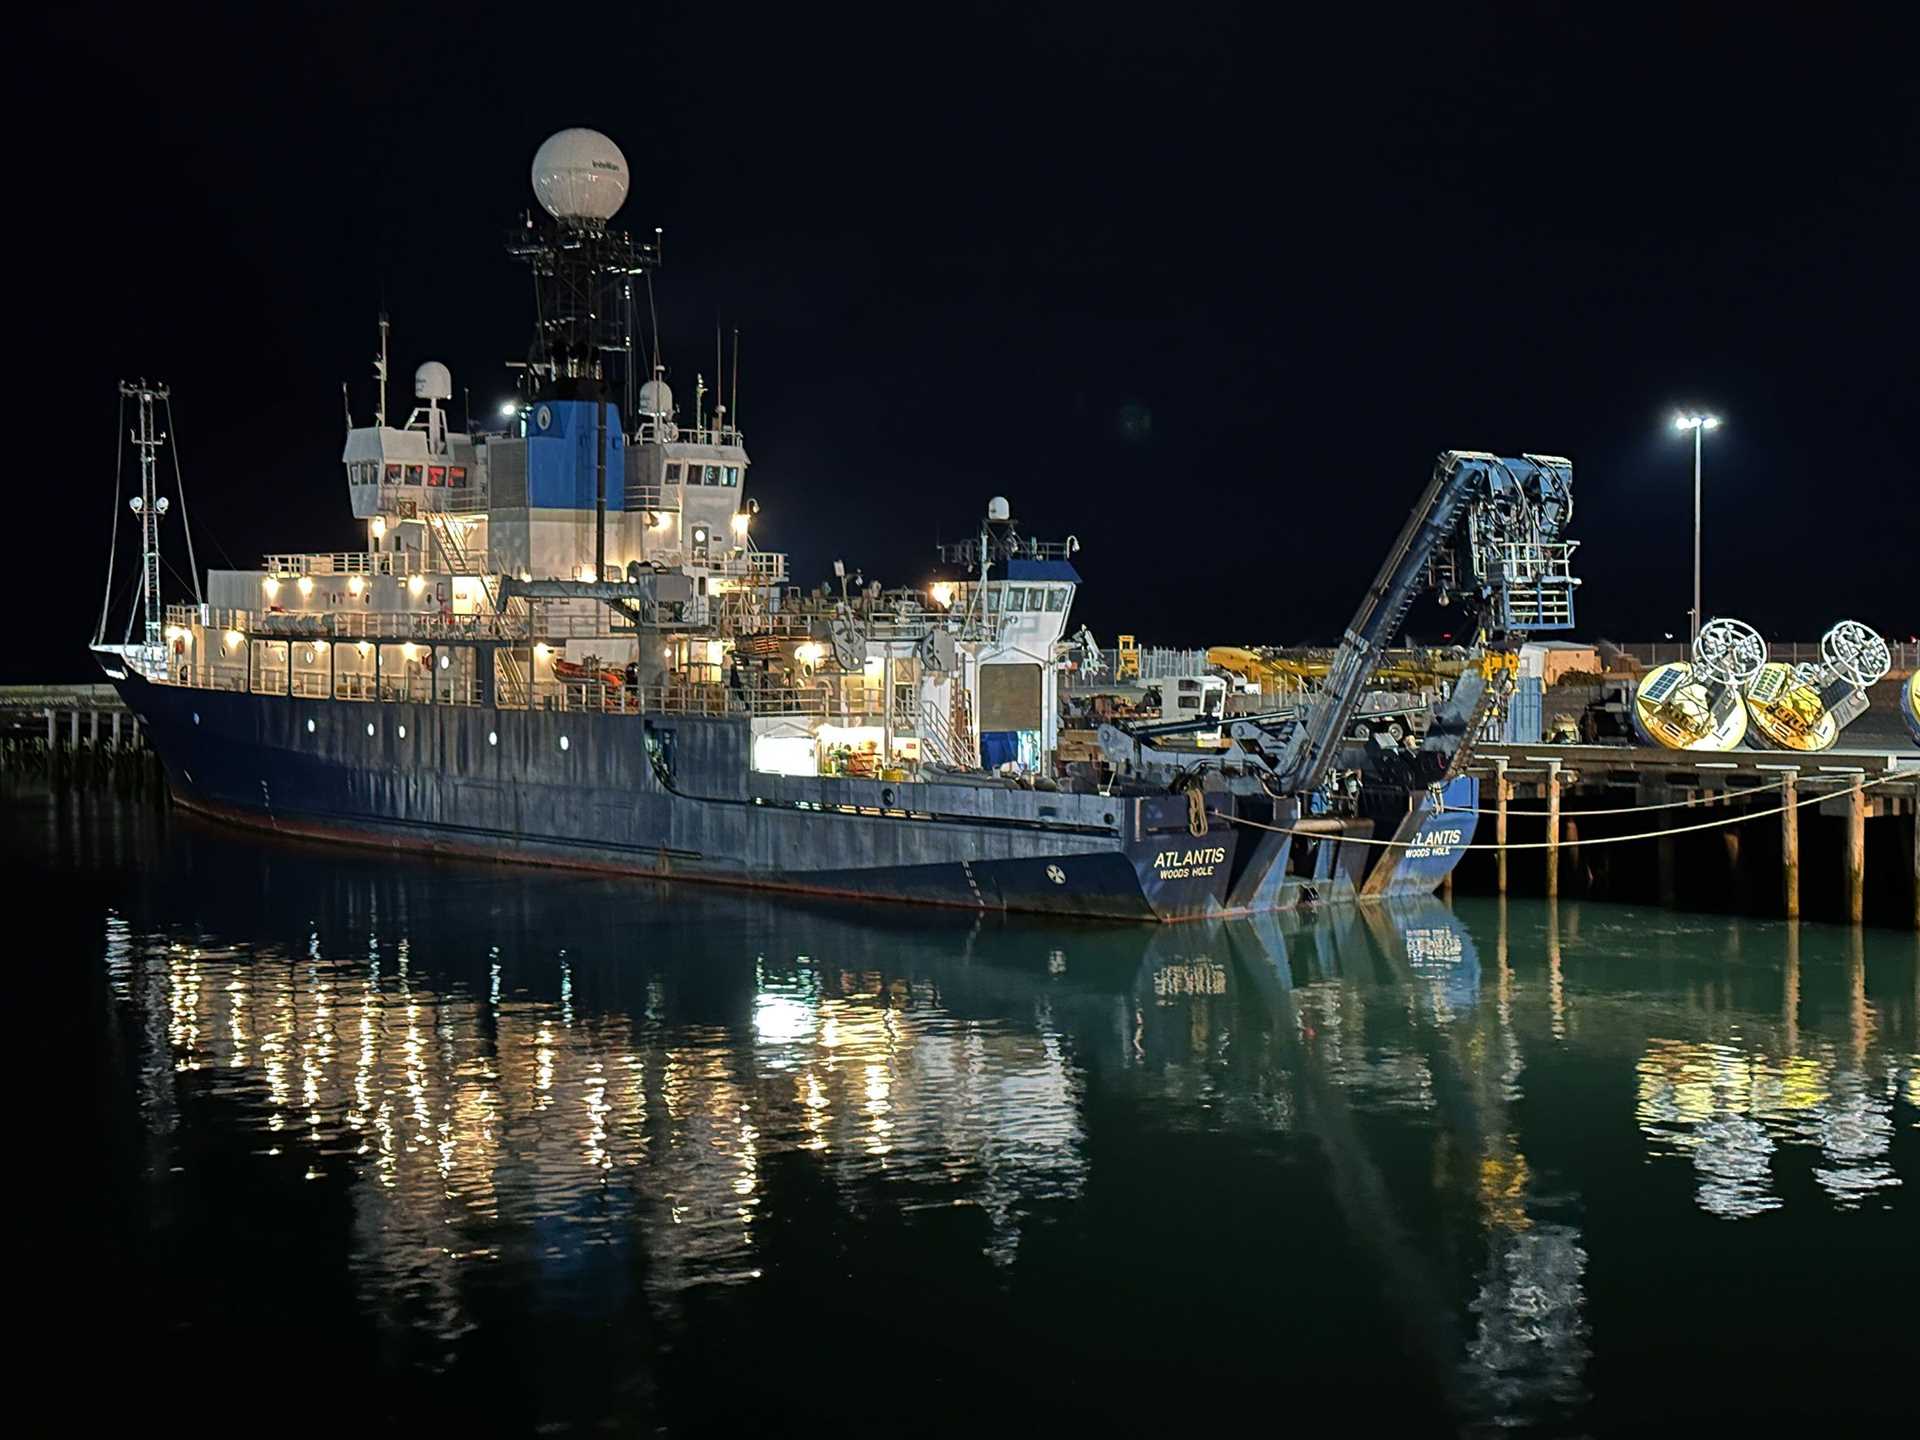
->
[1673,412,1722,648]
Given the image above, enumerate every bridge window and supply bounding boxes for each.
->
[1046,586,1068,612]
[449,466,468,489]
[1027,587,1045,611]
[427,466,446,487]
[405,465,424,486]
[724,466,740,487]
[385,464,401,484]
[665,462,682,484]
[1004,587,1026,613]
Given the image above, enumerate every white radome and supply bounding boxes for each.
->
[414,360,452,401]
[637,377,674,416]
[531,128,629,222]
[987,496,1011,522]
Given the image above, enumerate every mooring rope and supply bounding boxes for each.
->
[1451,775,1794,817]
[1206,769,1910,852]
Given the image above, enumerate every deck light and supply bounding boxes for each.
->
[408,575,426,597]
[401,642,418,662]
[371,517,386,540]
[348,576,365,596]
[262,577,280,599]
[534,643,551,661]
[296,576,314,597]
[223,630,243,651]
[731,513,750,538]
[499,400,517,417]
[929,582,955,609]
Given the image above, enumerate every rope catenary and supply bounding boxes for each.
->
[1206,770,1909,852]
[1452,776,1793,817]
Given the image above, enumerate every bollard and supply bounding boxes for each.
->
[1844,777,1866,925]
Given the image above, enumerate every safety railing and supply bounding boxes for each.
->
[262,551,427,577]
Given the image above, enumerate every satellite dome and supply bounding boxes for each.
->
[413,361,452,401]
[987,496,1011,522]
[531,129,629,223]
[637,377,674,417]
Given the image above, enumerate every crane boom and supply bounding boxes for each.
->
[1271,450,1576,794]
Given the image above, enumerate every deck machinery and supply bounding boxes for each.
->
[1098,451,1580,902]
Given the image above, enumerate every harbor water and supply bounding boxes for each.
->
[24,787,1918,1434]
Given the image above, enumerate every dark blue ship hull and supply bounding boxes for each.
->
[105,667,1474,921]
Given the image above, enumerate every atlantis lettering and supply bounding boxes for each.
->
[1405,826,1463,860]
[1152,845,1228,880]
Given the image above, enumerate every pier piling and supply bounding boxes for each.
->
[1781,773,1800,919]
[1845,777,1866,924]
[1545,760,1562,899]
[1494,760,1510,895]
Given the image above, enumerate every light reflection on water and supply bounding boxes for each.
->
[29,795,1920,1432]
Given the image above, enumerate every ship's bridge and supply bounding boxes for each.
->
[342,360,479,521]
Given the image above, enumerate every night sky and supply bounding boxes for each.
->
[22,1,1916,682]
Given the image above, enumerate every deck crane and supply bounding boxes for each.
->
[1095,451,1579,903]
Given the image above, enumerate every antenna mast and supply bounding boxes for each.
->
[120,380,171,651]
[374,312,390,428]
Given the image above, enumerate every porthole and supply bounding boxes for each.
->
[880,786,896,806]
[398,724,407,739]
[559,735,570,752]
[306,719,316,734]
[366,723,375,737]
[1103,812,1115,825]
[439,654,450,670]
[488,731,498,747]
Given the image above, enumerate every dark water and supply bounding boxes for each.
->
[21,790,1918,1435]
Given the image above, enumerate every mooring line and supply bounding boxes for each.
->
[1206,769,1909,852]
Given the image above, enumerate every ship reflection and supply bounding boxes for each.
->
[101,844,1915,1426]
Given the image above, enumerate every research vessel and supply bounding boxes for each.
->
[94,129,1583,921]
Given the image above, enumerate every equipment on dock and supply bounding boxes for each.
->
[1631,616,1765,752]
[1101,450,1580,797]
[1742,619,1892,751]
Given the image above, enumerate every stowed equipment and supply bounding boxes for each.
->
[1743,619,1892,752]
[1631,616,1768,753]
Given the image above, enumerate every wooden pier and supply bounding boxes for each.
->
[0,683,161,793]
[1466,742,1920,930]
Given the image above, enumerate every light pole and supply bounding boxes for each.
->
[1673,412,1722,648]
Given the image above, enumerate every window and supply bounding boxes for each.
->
[385,463,402,484]
[427,466,446,487]
[1005,586,1026,613]
[724,466,740,487]
[405,465,424,486]
[702,465,718,485]
[665,462,682,484]
[1027,587,1044,611]
[1046,586,1067,612]
[1178,695,1201,710]
[986,589,1001,614]
[449,466,468,489]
